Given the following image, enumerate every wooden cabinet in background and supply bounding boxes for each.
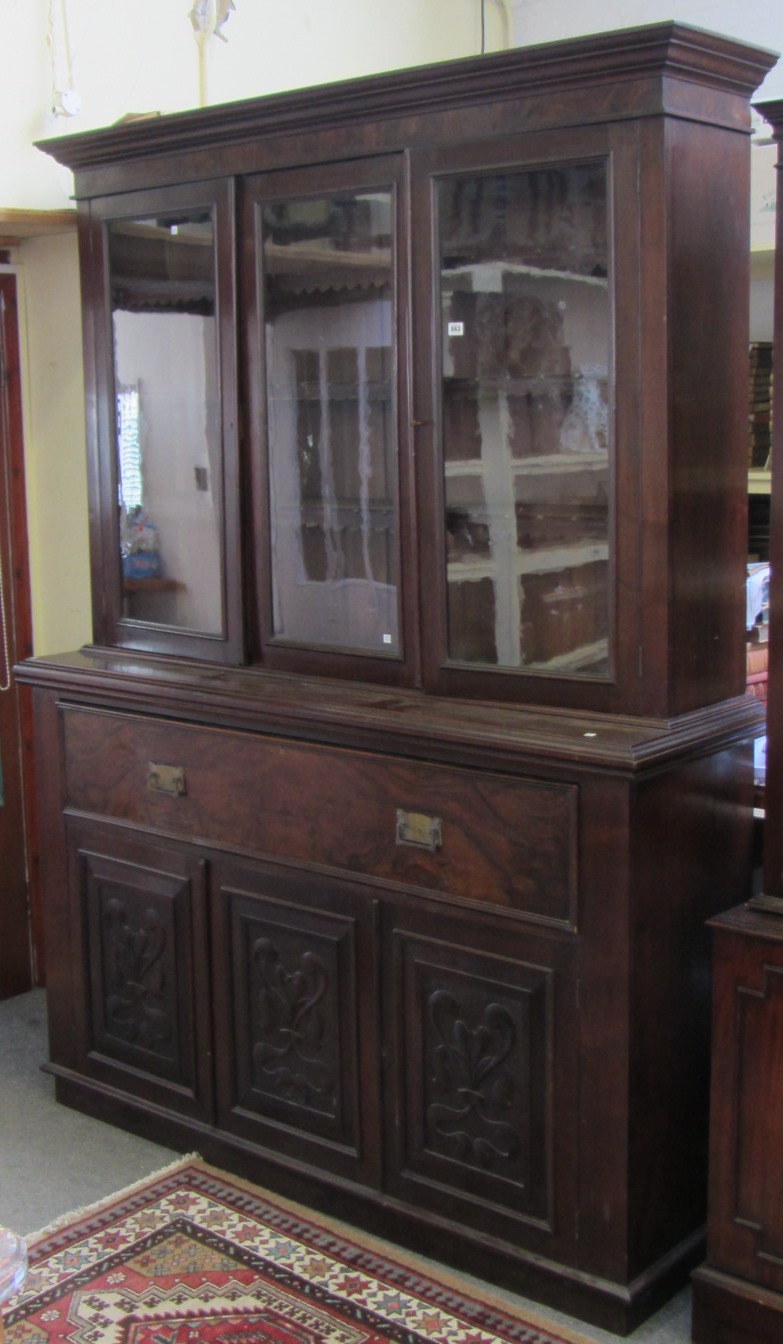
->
[691,92,783,1344]
[18,22,775,1336]
[692,907,783,1342]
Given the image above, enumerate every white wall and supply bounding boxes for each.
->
[2,0,512,213]
[510,0,783,99]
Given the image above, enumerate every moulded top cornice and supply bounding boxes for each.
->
[38,21,778,176]
[755,97,783,134]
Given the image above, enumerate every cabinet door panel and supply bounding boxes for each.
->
[244,155,417,685]
[212,859,381,1187]
[384,908,578,1259]
[88,180,242,663]
[412,124,643,714]
[67,819,213,1120]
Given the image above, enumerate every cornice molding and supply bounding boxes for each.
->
[38,22,777,177]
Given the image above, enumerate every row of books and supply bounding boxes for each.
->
[749,341,773,470]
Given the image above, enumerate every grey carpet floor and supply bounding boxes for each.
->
[0,988,692,1342]
[0,987,179,1237]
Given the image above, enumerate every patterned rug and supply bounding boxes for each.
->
[2,1157,595,1344]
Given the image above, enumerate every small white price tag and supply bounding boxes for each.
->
[447,321,464,337]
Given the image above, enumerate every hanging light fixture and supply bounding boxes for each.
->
[189,0,236,44]
[190,1,237,107]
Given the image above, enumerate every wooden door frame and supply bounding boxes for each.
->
[0,268,40,987]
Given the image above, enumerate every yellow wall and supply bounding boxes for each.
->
[16,232,90,654]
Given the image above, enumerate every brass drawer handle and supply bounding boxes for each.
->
[147,762,186,797]
[396,808,442,853]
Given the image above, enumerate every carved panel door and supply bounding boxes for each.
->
[382,904,579,1263]
[210,857,382,1189]
[67,819,214,1122]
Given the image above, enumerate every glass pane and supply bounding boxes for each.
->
[439,162,611,676]
[263,189,399,654]
[108,210,223,634]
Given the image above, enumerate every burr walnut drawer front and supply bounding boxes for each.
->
[61,706,577,925]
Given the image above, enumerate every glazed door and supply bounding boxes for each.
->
[411,123,644,713]
[243,155,417,685]
[87,180,243,663]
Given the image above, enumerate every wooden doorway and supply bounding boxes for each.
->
[0,271,36,996]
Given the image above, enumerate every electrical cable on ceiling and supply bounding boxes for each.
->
[48,0,81,117]
[480,0,511,56]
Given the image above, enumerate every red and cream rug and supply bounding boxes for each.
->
[1,1157,596,1344]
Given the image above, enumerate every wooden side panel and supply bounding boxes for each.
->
[622,746,756,1279]
[666,116,752,714]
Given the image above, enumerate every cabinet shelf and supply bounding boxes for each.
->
[445,451,608,478]
[749,467,772,494]
[442,260,609,289]
[528,636,609,673]
[442,372,607,396]
[448,540,609,580]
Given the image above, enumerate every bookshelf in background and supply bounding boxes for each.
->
[748,343,773,560]
[749,339,773,475]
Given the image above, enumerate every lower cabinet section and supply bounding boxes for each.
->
[34,686,758,1336]
[63,818,580,1280]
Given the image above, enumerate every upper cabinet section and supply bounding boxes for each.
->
[41,23,777,717]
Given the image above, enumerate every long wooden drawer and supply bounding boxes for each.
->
[61,705,578,926]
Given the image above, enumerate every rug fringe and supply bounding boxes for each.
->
[26,1152,202,1246]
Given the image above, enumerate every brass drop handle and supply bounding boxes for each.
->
[396,808,442,853]
[147,762,186,797]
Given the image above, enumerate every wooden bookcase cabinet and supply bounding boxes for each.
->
[691,97,783,1344]
[20,23,775,1335]
[692,907,783,1343]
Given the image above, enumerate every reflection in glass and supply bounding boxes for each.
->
[439,162,611,676]
[108,211,223,633]
[263,189,399,654]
